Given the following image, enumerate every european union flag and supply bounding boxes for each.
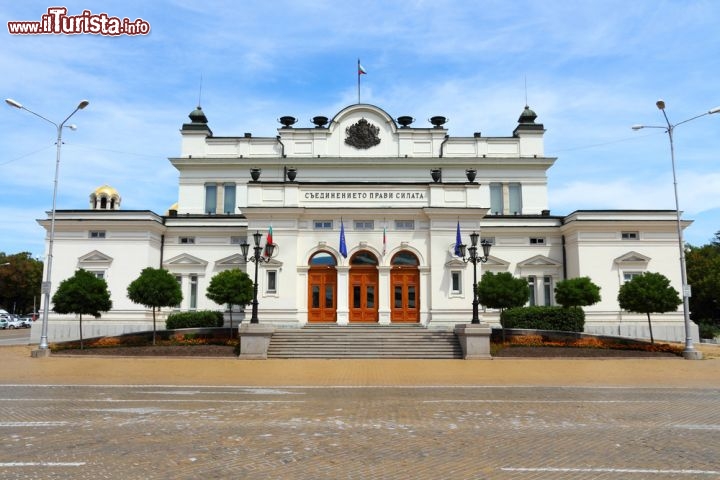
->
[339,219,348,258]
[454,221,462,256]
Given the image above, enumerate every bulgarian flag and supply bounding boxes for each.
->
[358,60,367,75]
[264,225,273,257]
[382,226,387,256]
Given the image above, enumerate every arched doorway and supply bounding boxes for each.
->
[308,251,337,323]
[390,251,420,323]
[349,251,379,323]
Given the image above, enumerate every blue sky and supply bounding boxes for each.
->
[2,1,719,259]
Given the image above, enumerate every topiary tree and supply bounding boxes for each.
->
[127,267,182,345]
[205,268,254,336]
[617,272,682,344]
[52,269,112,349]
[554,277,601,309]
[477,271,529,340]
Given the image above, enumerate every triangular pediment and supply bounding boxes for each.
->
[614,251,651,265]
[216,253,246,266]
[78,250,113,265]
[517,254,562,268]
[164,253,208,267]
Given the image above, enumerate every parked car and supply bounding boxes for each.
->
[0,317,7,329]
[1,315,23,329]
[18,316,33,328]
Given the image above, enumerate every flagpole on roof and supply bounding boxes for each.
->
[357,59,361,104]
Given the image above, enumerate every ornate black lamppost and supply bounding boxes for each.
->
[458,231,492,324]
[240,231,275,324]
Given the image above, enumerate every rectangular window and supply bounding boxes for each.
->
[528,276,536,306]
[89,230,106,239]
[366,285,375,308]
[354,220,374,230]
[223,184,236,214]
[395,220,415,230]
[489,183,503,214]
[314,220,333,230]
[353,286,361,308]
[508,183,522,215]
[325,285,334,308]
[529,237,545,245]
[205,184,217,214]
[230,236,245,245]
[480,237,495,246]
[451,271,462,294]
[88,270,105,280]
[190,275,198,309]
[180,237,195,244]
[312,286,320,308]
[266,270,277,294]
[408,286,416,309]
[543,276,553,306]
[621,231,639,240]
[623,271,643,283]
[394,285,403,308]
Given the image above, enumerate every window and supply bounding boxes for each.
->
[189,274,198,309]
[89,230,106,239]
[451,271,462,294]
[543,276,553,306]
[528,276,536,306]
[88,270,105,280]
[529,237,545,245]
[508,183,522,215]
[481,237,495,245]
[622,231,639,240]
[354,220,374,230]
[223,184,236,214]
[266,270,277,294]
[395,220,415,230]
[230,236,245,245]
[205,184,217,214]
[314,220,333,230]
[489,183,503,214]
[180,237,195,244]
[623,271,643,283]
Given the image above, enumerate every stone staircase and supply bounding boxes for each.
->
[267,325,463,359]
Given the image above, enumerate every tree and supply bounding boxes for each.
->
[477,271,529,340]
[0,251,43,315]
[686,239,720,327]
[52,269,112,349]
[205,268,254,335]
[617,272,682,344]
[554,277,601,309]
[127,268,182,345]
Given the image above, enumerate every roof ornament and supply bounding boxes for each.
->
[344,118,381,149]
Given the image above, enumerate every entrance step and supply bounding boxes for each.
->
[267,325,462,359]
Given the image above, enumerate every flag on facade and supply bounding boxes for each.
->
[454,221,462,256]
[339,219,348,258]
[382,226,387,256]
[264,225,273,257]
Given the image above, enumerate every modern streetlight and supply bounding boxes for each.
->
[5,98,89,353]
[458,231,492,324]
[632,99,720,360]
[240,231,276,324]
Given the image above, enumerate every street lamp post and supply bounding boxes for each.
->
[632,100,720,360]
[5,98,89,353]
[458,231,492,324]
[240,231,276,324]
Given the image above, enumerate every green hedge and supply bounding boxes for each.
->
[699,322,720,339]
[166,310,224,329]
[501,306,585,332]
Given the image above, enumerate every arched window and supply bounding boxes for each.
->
[391,251,419,266]
[350,251,378,266]
[309,251,337,266]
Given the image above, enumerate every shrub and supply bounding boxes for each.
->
[166,310,224,329]
[501,306,585,332]
[699,322,720,339]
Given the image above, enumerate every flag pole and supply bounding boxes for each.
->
[357,59,361,104]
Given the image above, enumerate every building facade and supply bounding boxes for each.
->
[33,102,698,344]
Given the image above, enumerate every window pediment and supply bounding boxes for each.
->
[78,250,113,267]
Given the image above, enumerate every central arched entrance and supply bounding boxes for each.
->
[390,251,420,323]
[308,251,337,323]
[349,250,379,323]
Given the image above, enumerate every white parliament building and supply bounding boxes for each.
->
[33,101,698,344]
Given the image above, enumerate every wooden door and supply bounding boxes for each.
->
[349,269,379,322]
[391,268,420,323]
[308,268,337,323]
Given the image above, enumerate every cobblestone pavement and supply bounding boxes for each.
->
[0,385,719,479]
[0,345,719,479]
